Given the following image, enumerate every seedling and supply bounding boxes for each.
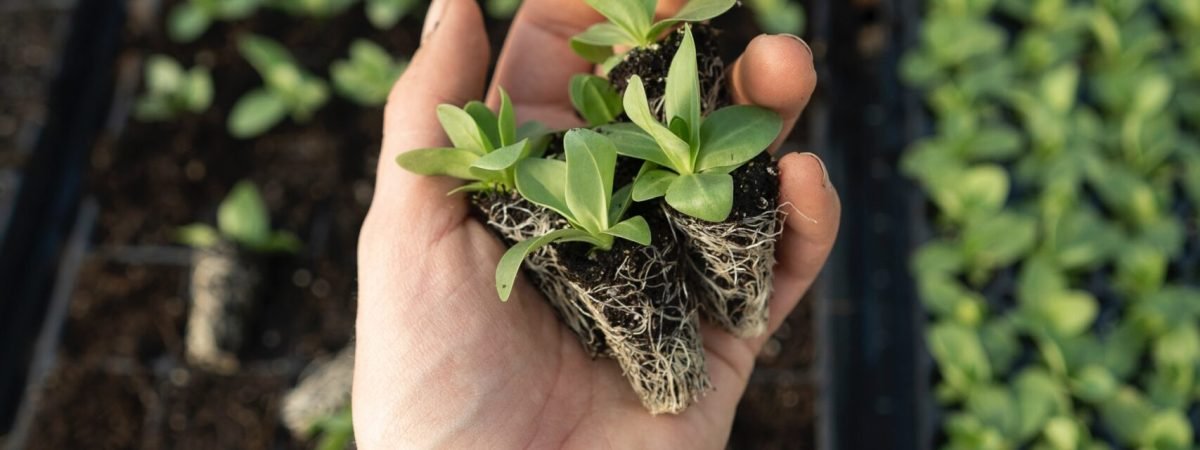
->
[394,88,549,193]
[310,407,353,450]
[228,34,329,139]
[331,39,407,106]
[177,180,301,253]
[486,0,522,19]
[744,0,806,34]
[134,55,213,121]
[612,26,781,222]
[494,129,651,301]
[167,0,261,43]
[570,0,737,63]
[365,0,420,29]
[569,74,623,126]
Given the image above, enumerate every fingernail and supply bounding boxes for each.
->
[799,152,831,189]
[422,0,450,42]
[780,34,813,61]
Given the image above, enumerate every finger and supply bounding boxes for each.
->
[487,0,600,128]
[373,0,490,218]
[692,152,838,423]
[762,152,839,340]
[728,34,817,153]
[487,0,707,126]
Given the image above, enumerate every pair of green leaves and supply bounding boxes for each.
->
[365,0,421,29]
[168,0,261,43]
[395,88,549,193]
[177,181,302,253]
[331,39,407,106]
[570,0,737,63]
[134,55,214,121]
[495,129,651,301]
[569,75,624,126]
[228,34,330,139]
[606,26,782,222]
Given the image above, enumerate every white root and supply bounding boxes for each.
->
[564,238,711,414]
[281,344,355,438]
[186,243,260,373]
[478,193,611,357]
[665,202,784,338]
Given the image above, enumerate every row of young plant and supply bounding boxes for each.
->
[398,0,784,414]
[138,0,809,138]
[903,0,1200,448]
[135,34,406,138]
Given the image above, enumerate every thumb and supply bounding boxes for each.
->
[371,0,490,221]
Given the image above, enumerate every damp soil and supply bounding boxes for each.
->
[19,1,818,447]
[608,24,729,116]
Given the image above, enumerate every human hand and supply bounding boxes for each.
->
[353,0,839,447]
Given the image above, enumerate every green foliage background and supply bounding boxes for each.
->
[903,0,1200,448]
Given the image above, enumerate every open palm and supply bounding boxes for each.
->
[353,0,840,447]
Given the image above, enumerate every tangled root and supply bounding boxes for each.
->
[563,237,711,414]
[665,203,783,338]
[281,344,354,437]
[186,243,260,373]
[474,192,611,357]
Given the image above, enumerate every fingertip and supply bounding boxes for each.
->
[777,152,839,245]
[390,0,490,110]
[731,34,817,125]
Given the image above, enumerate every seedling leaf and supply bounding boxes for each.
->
[623,76,693,171]
[218,181,271,248]
[498,88,516,147]
[631,169,678,201]
[496,228,602,301]
[228,88,288,138]
[564,129,617,233]
[665,172,734,222]
[464,101,500,148]
[395,148,481,179]
[603,216,652,245]
[437,104,492,153]
[695,105,782,172]
[664,26,701,146]
[472,139,531,171]
[177,224,220,249]
[603,123,675,167]
[584,0,653,44]
[570,23,630,63]
[515,158,572,220]
[570,75,623,126]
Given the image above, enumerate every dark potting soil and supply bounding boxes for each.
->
[556,206,689,330]
[608,24,729,117]
[26,364,156,450]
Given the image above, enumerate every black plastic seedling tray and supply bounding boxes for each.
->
[0,0,125,434]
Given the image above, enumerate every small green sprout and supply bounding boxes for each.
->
[168,0,262,43]
[365,0,420,29]
[744,0,806,34]
[177,180,302,253]
[228,34,329,139]
[394,88,550,193]
[571,0,737,63]
[134,55,213,121]
[608,26,782,222]
[495,129,651,301]
[269,0,358,18]
[485,0,522,19]
[331,39,407,106]
[310,407,353,450]
[569,74,624,126]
